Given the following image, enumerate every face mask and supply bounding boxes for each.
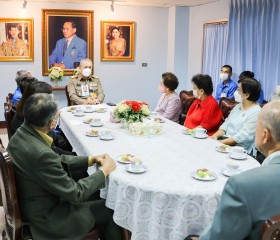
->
[82,68,91,77]
[220,73,229,81]
[193,90,199,98]
[159,84,165,93]
[234,91,242,102]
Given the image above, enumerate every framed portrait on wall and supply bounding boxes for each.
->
[101,21,135,62]
[42,9,94,76]
[0,18,34,62]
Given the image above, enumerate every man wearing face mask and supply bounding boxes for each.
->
[215,65,238,103]
[67,58,105,105]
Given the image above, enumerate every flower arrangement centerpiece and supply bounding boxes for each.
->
[114,100,150,124]
[48,66,64,86]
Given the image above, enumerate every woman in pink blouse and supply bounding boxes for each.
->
[155,72,181,123]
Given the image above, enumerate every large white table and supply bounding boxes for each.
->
[59,105,260,240]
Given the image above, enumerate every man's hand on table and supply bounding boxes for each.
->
[92,153,116,176]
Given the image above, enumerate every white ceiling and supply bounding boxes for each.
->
[4,0,220,8]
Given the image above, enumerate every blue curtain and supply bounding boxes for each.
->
[226,0,280,101]
[202,23,228,96]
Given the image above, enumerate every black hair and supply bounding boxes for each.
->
[239,78,261,102]
[192,74,213,95]
[162,72,179,91]
[221,65,232,73]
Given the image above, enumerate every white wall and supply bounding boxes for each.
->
[0,1,170,120]
[187,0,230,88]
[0,0,230,122]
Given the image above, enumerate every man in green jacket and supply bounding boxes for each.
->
[7,93,122,240]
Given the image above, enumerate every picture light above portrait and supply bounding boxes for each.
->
[22,0,27,10]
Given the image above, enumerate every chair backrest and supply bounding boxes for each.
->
[261,214,280,240]
[179,90,196,125]
[219,97,239,120]
[0,146,22,240]
[4,105,15,140]
[65,85,72,106]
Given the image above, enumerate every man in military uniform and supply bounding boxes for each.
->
[67,58,105,105]
[0,24,29,56]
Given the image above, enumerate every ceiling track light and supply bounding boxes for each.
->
[22,0,27,9]
[111,0,115,13]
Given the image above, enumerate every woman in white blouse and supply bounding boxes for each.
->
[154,72,181,123]
[211,78,261,154]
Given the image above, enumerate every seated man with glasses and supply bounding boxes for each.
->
[49,21,87,69]
[7,93,122,239]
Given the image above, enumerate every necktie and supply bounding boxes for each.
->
[63,40,68,56]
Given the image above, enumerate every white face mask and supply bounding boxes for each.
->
[193,90,199,98]
[82,68,91,77]
[234,91,242,102]
[220,73,229,81]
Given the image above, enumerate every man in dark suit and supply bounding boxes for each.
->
[49,21,87,69]
[186,99,280,240]
[7,93,122,240]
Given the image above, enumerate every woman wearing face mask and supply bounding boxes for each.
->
[67,58,105,105]
[184,74,222,135]
[154,72,181,122]
[211,78,261,154]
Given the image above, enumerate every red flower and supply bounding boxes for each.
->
[131,101,141,112]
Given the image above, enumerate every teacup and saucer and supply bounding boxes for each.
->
[126,157,147,173]
[229,146,247,160]
[90,118,103,127]
[192,128,208,139]
[222,160,241,177]
[99,131,114,140]
[73,108,85,117]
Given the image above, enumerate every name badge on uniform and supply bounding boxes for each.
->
[221,93,226,98]
[81,85,90,97]
[89,83,98,90]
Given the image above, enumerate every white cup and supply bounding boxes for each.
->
[100,131,112,139]
[226,160,240,172]
[86,106,93,111]
[195,128,207,135]
[130,158,143,171]
[231,146,247,156]
[74,109,84,115]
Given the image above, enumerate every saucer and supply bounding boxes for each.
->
[126,165,147,173]
[96,108,107,113]
[116,154,134,164]
[228,152,247,160]
[192,133,208,139]
[99,135,114,141]
[84,109,95,113]
[67,107,76,112]
[73,113,85,117]
[221,168,242,177]
[191,171,216,181]
[90,122,103,127]
[83,118,93,124]
[215,145,232,153]
[182,129,195,135]
[85,131,99,137]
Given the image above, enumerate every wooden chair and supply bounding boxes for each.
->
[261,214,280,240]
[219,97,238,121]
[65,85,72,106]
[179,90,196,125]
[0,146,32,240]
[4,105,15,140]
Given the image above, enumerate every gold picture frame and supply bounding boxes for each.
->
[0,18,34,62]
[42,9,94,76]
[101,21,135,62]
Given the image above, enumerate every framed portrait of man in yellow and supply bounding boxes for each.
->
[0,18,34,62]
[42,9,94,76]
[101,21,135,62]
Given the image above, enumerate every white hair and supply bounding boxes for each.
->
[271,85,280,101]
[260,99,280,142]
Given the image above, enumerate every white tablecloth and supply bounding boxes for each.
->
[59,105,260,240]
